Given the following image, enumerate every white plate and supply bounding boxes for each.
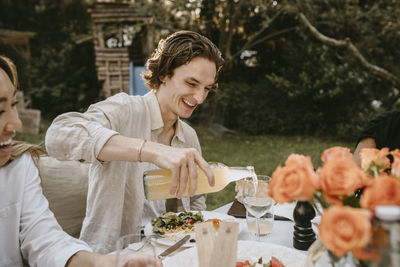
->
[144,211,240,248]
[163,240,310,267]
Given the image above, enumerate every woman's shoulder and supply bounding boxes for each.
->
[0,153,36,183]
[7,152,35,169]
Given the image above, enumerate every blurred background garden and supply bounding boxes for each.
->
[1,0,399,209]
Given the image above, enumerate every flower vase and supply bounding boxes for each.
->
[307,240,360,267]
[293,201,316,250]
[314,251,358,267]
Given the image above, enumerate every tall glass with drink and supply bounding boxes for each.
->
[242,175,274,240]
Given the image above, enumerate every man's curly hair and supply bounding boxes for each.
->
[142,30,224,91]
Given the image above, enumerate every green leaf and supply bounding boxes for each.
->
[342,195,361,208]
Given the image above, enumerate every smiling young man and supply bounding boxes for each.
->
[45,30,224,253]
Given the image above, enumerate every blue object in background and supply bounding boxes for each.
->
[129,61,148,96]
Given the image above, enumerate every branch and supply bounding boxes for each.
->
[229,26,297,61]
[354,4,378,22]
[298,12,400,86]
[226,8,285,62]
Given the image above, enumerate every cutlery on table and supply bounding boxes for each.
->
[127,235,158,252]
[157,234,190,260]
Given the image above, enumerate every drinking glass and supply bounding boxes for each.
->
[114,234,159,267]
[246,209,274,237]
[242,175,274,241]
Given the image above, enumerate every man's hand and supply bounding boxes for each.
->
[144,144,215,198]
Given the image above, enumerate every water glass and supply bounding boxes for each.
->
[246,208,274,237]
[242,175,274,240]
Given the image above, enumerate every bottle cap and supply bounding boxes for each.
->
[375,205,400,222]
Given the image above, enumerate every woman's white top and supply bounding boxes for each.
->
[0,153,91,267]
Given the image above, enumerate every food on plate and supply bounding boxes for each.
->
[151,211,204,235]
[270,257,285,267]
[236,260,251,267]
[205,218,221,231]
[236,256,285,267]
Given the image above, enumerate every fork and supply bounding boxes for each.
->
[128,235,156,252]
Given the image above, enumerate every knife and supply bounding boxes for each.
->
[157,234,190,260]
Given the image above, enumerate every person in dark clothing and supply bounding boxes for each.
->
[353,110,400,166]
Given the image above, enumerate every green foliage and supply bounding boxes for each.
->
[30,40,99,118]
[192,0,399,140]
[0,0,99,119]
[2,0,400,136]
[199,43,372,140]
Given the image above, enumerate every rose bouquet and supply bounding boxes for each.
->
[268,146,400,266]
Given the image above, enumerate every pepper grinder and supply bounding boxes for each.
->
[293,201,316,250]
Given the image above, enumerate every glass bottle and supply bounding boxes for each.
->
[143,162,255,200]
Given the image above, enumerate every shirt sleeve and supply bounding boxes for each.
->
[190,194,207,210]
[356,111,400,150]
[45,93,132,163]
[19,154,92,267]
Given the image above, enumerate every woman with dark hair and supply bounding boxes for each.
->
[45,30,225,253]
[0,55,161,267]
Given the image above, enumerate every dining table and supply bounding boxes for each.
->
[213,201,305,249]
[127,201,323,266]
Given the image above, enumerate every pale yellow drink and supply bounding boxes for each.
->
[247,219,273,235]
[143,164,254,200]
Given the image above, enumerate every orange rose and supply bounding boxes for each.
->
[321,146,353,163]
[391,149,400,159]
[392,160,400,178]
[319,206,372,258]
[269,154,319,203]
[360,174,400,211]
[319,157,367,205]
[390,149,400,177]
[359,148,390,172]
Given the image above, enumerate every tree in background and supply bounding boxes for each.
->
[1,0,399,139]
[193,0,400,139]
[0,0,99,118]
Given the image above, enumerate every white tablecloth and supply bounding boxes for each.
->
[129,201,316,263]
[213,202,299,249]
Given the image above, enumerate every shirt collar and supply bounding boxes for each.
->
[143,90,186,143]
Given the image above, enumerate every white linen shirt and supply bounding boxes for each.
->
[45,91,206,253]
[0,153,91,267]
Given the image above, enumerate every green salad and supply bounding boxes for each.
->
[151,211,204,235]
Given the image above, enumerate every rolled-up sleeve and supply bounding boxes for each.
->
[45,93,133,163]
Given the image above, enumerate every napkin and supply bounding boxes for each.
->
[227,199,246,218]
[228,199,293,221]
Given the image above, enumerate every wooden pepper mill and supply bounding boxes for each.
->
[293,201,316,250]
